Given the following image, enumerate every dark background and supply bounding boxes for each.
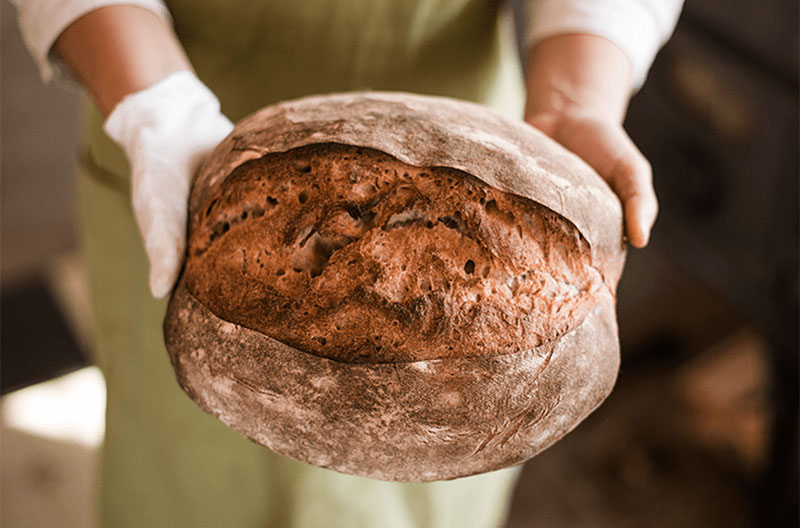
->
[2,1,797,526]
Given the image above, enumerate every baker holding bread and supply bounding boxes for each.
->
[14,0,683,526]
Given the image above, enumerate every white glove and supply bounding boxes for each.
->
[104,70,233,298]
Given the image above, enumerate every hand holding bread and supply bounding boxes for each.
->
[525,34,658,247]
[104,71,233,297]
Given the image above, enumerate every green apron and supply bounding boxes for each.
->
[78,1,526,526]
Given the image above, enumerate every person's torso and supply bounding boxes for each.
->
[84,0,524,185]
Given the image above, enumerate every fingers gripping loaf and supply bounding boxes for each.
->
[164,92,626,481]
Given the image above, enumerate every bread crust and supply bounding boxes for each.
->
[164,91,627,481]
[165,278,620,481]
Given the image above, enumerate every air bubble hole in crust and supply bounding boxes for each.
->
[291,231,356,278]
[203,201,274,245]
[298,191,309,203]
[464,260,475,274]
[209,221,230,241]
[205,198,219,217]
[345,205,361,220]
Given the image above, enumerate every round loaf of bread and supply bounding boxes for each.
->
[164,92,627,482]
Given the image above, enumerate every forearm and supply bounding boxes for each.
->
[53,5,191,116]
[524,33,632,124]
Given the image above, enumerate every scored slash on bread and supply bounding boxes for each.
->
[186,144,607,363]
[165,92,627,481]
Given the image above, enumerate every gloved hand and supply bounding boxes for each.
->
[104,70,233,298]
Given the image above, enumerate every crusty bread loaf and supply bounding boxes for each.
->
[164,92,626,482]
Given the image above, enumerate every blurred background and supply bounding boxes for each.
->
[1,0,797,526]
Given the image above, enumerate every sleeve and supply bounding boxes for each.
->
[10,0,172,85]
[523,0,684,89]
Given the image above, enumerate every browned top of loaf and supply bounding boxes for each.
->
[185,143,606,363]
[192,92,626,281]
